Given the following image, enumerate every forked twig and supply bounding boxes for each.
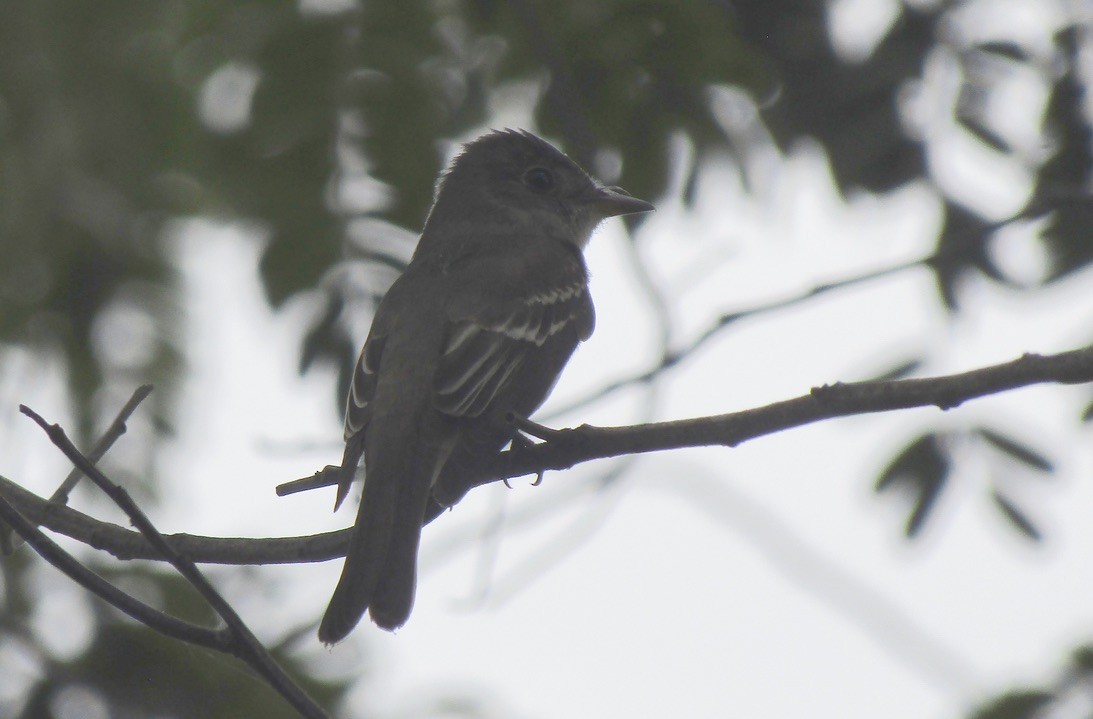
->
[2,384,155,555]
[50,384,154,505]
[16,405,329,719]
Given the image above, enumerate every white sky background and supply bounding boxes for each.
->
[4,1,1093,718]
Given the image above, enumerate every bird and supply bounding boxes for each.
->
[318,129,653,643]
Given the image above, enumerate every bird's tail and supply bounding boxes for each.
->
[317,423,446,643]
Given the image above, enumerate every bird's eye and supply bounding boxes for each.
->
[523,167,555,193]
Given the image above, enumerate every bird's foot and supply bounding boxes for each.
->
[505,413,564,486]
[505,432,544,486]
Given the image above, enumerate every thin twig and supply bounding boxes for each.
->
[50,384,154,505]
[18,406,329,719]
[276,466,342,498]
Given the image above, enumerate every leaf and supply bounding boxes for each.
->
[298,293,347,374]
[1071,645,1093,673]
[972,41,1030,63]
[977,428,1054,473]
[990,489,1042,542]
[1033,29,1093,282]
[971,690,1054,719]
[927,200,997,311]
[681,157,701,208]
[1082,397,1093,423]
[874,433,950,538]
[1066,642,1093,673]
[1039,196,1093,283]
[957,114,1011,154]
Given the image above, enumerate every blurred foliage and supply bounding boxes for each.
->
[3,559,348,718]
[875,431,950,538]
[969,644,1093,719]
[1,0,1091,715]
[875,426,1053,541]
[19,623,343,719]
[733,0,929,192]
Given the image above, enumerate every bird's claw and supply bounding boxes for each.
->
[507,418,547,487]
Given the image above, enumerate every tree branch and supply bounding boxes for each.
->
[287,343,1093,510]
[0,475,350,563]
[5,344,1092,571]
[16,406,330,719]
[477,345,1093,484]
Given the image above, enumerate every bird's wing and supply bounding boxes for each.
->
[344,332,383,440]
[436,275,594,418]
[334,327,386,510]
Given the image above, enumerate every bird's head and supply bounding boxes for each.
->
[426,129,653,249]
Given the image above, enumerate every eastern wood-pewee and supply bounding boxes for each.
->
[318,129,653,643]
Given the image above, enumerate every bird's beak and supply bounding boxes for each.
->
[589,185,655,218]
